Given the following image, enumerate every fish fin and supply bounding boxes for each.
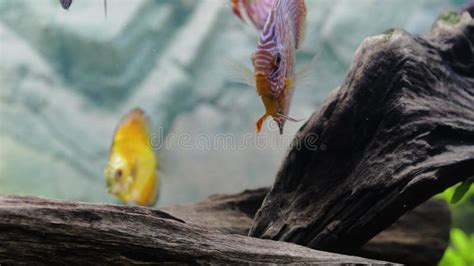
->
[295,53,320,89]
[277,113,304,123]
[244,0,274,30]
[231,0,243,20]
[256,114,268,133]
[294,1,307,49]
[111,108,141,148]
[59,0,72,10]
[225,57,255,88]
[293,0,307,48]
[279,0,307,49]
[119,108,146,124]
[118,108,151,133]
[278,2,295,48]
[232,0,273,30]
[111,108,152,153]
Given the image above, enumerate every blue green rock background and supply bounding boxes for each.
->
[0,0,468,206]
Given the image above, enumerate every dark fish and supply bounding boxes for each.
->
[59,0,72,10]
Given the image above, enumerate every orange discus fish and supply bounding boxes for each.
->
[104,108,159,206]
[253,0,307,134]
[231,0,275,30]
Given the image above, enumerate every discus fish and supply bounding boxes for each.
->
[231,0,275,30]
[254,0,307,134]
[104,108,159,206]
[233,0,306,134]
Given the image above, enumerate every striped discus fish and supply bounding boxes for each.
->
[231,0,275,30]
[253,0,307,134]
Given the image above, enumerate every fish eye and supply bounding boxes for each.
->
[270,53,282,77]
[274,53,282,66]
[115,169,123,179]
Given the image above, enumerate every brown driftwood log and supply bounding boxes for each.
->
[249,12,474,256]
[164,187,451,265]
[0,195,393,265]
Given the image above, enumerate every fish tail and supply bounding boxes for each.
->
[256,114,268,133]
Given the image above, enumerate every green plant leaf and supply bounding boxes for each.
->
[441,11,461,25]
[451,178,473,204]
[438,247,464,266]
[451,228,473,262]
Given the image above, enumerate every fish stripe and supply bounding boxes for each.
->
[253,0,306,97]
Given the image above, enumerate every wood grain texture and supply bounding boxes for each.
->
[249,13,474,253]
[357,198,451,265]
[165,188,451,265]
[0,195,394,265]
[163,188,269,235]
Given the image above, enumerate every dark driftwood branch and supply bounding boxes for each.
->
[357,198,451,265]
[0,195,393,265]
[163,188,270,235]
[164,188,451,266]
[250,14,474,253]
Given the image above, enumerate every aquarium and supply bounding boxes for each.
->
[0,0,472,264]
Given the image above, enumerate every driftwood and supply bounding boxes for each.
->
[163,188,270,235]
[0,189,448,265]
[0,195,393,265]
[0,12,470,265]
[164,188,451,265]
[249,12,474,255]
[357,198,451,265]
